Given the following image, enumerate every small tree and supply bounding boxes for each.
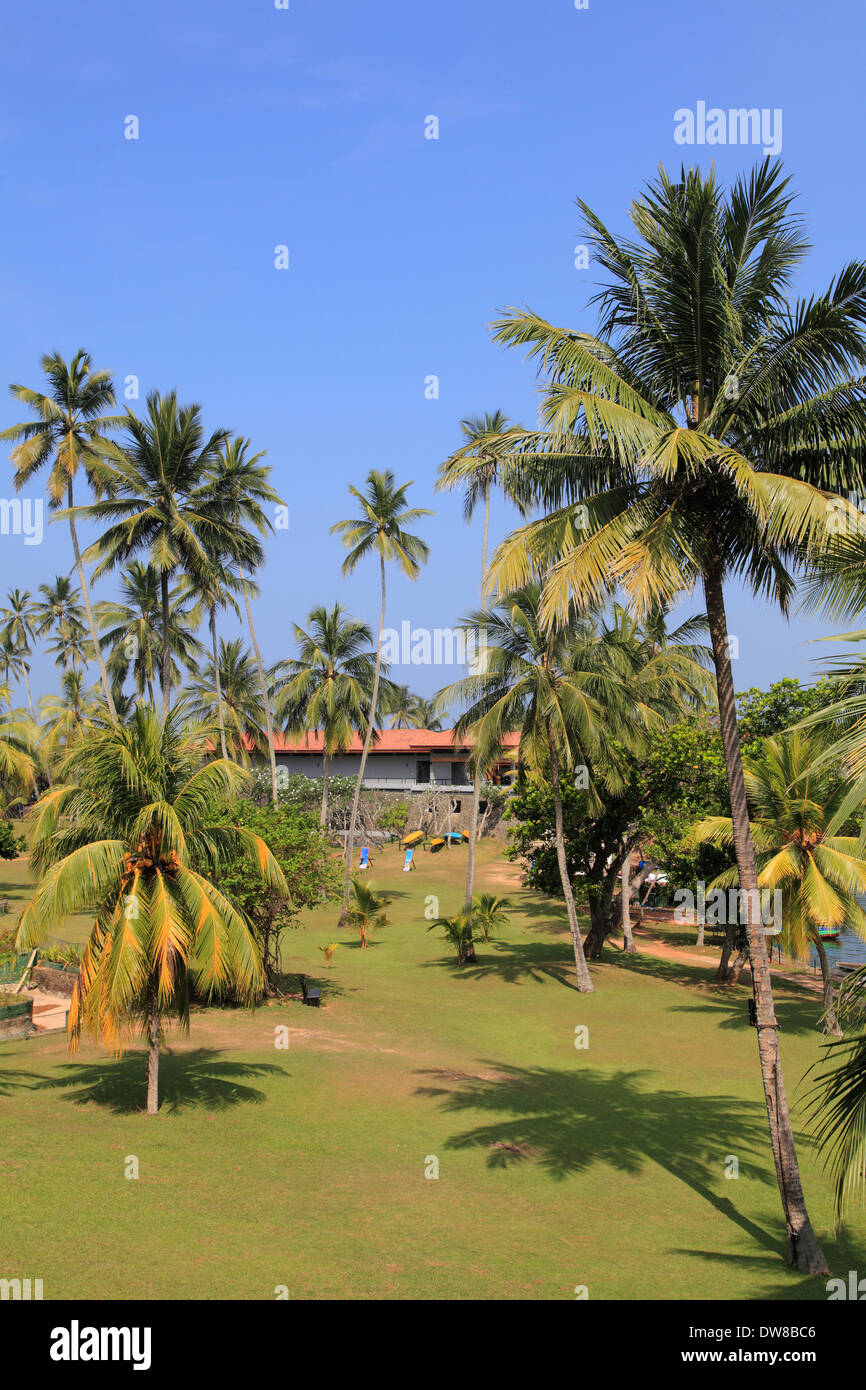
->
[347,879,390,948]
[472,893,512,942]
[429,911,476,964]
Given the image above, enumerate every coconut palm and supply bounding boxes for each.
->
[691,731,866,1034]
[806,983,866,1221]
[332,471,431,914]
[95,562,203,707]
[199,439,285,805]
[483,161,866,1271]
[185,638,266,764]
[347,878,390,948]
[471,892,513,942]
[73,390,242,717]
[38,670,99,767]
[411,696,444,731]
[439,586,705,990]
[180,556,243,760]
[272,604,377,826]
[0,683,36,792]
[17,706,286,1114]
[428,910,476,964]
[0,350,123,714]
[437,411,529,910]
[381,685,441,730]
[34,576,87,672]
[0,590,38,717]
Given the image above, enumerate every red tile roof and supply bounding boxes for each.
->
[241,729,521,754]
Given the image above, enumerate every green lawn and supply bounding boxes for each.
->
[0,840,861,1301]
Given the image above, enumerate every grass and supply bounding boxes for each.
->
[0,838,862,1301]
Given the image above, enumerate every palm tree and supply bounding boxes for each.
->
[0,590,38,717]
[332,471,431,913]
[691,731,866,1034]
[181,556,243,761]
[381,685,442,730]
[347,878,390,948]
[38,670,98,767]
[440,587,703,990]
[806,986,866,1222]
[0,350,123,714]
[428,910,476,963]
[0,683,36,793]
[437,411,528,910]
[74,390,238,717]
[483,162,865,1271]
[34,576,87,671]
[272,604,377,826]
[17,706,286,1114]
[200,439,285,805]
[94,562,203,707]
[186,638,266,764]
[472,892,513,942]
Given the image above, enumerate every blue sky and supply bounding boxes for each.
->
[1,0,863,707]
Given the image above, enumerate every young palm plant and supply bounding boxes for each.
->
[471,892,513,942]
[690,731,866,1035]
[428,910,476,964]
[332,471,431,914]
[272,604,377,826]
[16,707,287,1115]
[483,161,866,1272]
[347,878,390,948]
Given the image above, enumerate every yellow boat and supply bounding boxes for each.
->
[402,831,425,848]
[429,837,445,853]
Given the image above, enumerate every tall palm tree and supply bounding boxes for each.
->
[200,439,285,805]
[185,638,266,765]
[0,350,123,715]
[0,590,38,717]
[483,161,866,1271]
[691,730,866,1034]
[17,707,286,1114]
[34,576,87,672]
[180,557,243,760]
[410,695,444,731]
[437,411,528,909]
[272,603,377,825]
[381,685,442,730]
[74,390,238,718]
[331,471,431,913]
[38,670,98,767]
[94,562,203,707]
[439,586,704,990]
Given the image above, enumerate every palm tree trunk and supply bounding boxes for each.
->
[548,726,593,992]
[463,488,491,912]
[320,750,329,828]
[243,587,278,805]
[160,569,171,719]
[704,561,827,1274]
[814,935,842,1036]
[20,665,36,721]
[210,608,228,760]
[621,855,636,954]
[145,978,160,1115]
[343,552,386,914]
[66,480,117,719]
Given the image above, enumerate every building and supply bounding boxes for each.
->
[260,728,520,793]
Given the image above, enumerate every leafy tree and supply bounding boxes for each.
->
[213,799,341,991]
[737,677,835,753]
[17,707,286,1114]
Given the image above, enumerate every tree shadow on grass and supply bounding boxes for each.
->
[0,1065,43,1095]
[421,941,580,991]
[415,1062,790,1263]
[33,1047,288,1115]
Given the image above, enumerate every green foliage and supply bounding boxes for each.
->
[214,798,341,987]
[377,800,410,834]
[428,910,475,963]
[639,721,730,890]
[471,892,513,941]
[0,820,24,859]
[347,878,391,947]
[736,678,835,753]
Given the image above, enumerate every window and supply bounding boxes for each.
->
[450,798,462,813]
[416,761,431,784]
[479,800,488,814]
[451,761,466,784]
